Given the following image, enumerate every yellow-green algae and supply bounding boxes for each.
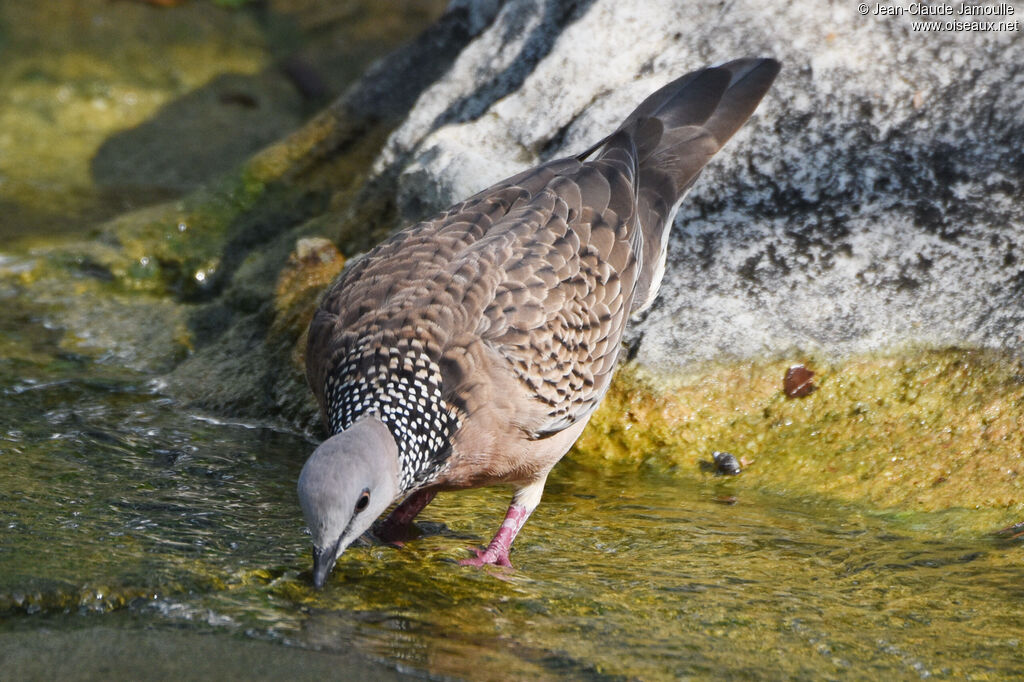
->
[576,349,1024,532]
[0,0,270,242]
[270,236,346,373]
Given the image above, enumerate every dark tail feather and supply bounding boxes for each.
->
[613,57,781,202]
[699,58,782,148]
[585,58,780,311]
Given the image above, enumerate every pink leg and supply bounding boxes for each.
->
[459,478,548,568]
[377,488,437,544]
[459,503,532,567]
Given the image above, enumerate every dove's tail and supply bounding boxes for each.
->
[589,58,780,311]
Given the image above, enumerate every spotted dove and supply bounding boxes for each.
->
[299,58,781,587]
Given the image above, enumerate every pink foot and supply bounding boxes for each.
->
[458,503,530,569]
[459,547,513,568]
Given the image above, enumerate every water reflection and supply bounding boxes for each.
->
[1,348,1023,679]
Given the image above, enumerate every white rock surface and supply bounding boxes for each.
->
[373,0,1024,367]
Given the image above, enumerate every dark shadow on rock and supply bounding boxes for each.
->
[90,71,307,196]
[429,0,599,133]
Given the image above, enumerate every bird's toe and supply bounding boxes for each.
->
[458,547,513,568]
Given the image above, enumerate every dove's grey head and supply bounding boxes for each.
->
[298,414,400,588]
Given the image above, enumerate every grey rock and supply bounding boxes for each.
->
[368,0,1024,369]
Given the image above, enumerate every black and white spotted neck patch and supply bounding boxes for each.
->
[325,344,460,491]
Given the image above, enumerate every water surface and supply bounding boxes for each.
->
[1,315,1022,679]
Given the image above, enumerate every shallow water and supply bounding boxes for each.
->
[1,308,1023,679]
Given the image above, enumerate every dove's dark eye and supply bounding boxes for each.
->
[354,489,370,513]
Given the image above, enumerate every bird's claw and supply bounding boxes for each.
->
[459,547,513,568]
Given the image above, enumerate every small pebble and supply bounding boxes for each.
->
[784,364,816,398]
[712,451,742,476]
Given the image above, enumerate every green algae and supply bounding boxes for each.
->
[578,350,1024,533]
[0,0,271,243]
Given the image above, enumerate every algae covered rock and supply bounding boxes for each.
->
[576,351,1024,532]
